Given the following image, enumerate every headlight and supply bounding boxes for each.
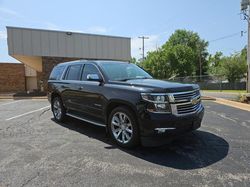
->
[141,93,171,113]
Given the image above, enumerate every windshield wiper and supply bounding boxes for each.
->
[137,77,152,79]
[116,77,151,81]
[116,78,135,81]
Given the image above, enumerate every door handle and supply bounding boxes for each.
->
[61,85,67,88]
[79,86,84,90]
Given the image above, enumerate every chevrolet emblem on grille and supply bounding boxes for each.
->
[191,97,199,105]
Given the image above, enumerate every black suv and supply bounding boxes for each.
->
[48,60,204,147]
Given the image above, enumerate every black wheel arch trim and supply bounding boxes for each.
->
[105,99,139,125]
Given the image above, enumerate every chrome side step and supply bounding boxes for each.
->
[66,113,106,127]
[155,127,176,133]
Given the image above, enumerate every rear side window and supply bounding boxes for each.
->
[64,65,82,80]
[49,66,65,80]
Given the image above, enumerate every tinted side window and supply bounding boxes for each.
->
[65,65,82,80]
[49,66,65,80]
[81,64,100,81]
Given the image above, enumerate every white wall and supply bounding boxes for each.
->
[7,27,131,61]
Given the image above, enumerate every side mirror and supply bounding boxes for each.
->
[86,74,102,82]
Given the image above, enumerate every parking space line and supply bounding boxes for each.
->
[0,100,24,106]
[5,105,50,121]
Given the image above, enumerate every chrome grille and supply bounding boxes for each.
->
[173,89,200,103]
[176,101,201,114]
[170,89,202,115]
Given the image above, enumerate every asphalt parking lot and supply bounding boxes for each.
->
[0,99,249,187]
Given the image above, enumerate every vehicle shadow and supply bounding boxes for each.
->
[52,117,229,170]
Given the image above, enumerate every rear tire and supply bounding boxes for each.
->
[52,96,66,122]
[108,106,139,148]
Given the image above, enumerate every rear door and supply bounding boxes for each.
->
[60,64,83,111]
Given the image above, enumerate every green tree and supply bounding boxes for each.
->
[208,51,224,75]
[163,29,209,77]
[208,48,247,83]
[222,53,247,83]
[142,29,209,79]
[142,48,172,79]
[165,44,195,77]
[130,57,138,65]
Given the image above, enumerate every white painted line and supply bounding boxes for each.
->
[0,100,24,106]
[6,105,50,121]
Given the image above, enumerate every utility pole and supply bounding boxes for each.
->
[199,49,202,81]
[248,7,250,92]
[196,42,202,82]
[241,0,250,92]
[138,36,149,61]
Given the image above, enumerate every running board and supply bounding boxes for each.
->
[66,113,106,127]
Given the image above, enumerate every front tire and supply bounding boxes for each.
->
[108,106,139,148]
[52,97,66,122]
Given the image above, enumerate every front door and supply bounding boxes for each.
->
[77,64,105,122]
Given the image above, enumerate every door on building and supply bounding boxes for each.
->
[26,76,38,92]
[25,65,38,92]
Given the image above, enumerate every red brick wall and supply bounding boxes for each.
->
[0,63,25,92]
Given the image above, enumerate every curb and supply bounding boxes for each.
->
[201,95,250,111]
[201,96,216,101]
[213,98,250,112]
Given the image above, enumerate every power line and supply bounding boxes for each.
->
[209,31,245,43]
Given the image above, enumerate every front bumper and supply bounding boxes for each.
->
[138,105,204,146]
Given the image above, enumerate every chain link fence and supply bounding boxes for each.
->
[168,75,246,90]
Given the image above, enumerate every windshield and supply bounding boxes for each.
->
[100,63,152,81]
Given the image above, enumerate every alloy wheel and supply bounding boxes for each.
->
[111,112,133,144]
[53,99,62,120]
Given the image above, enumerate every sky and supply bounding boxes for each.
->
[0,0,248,62]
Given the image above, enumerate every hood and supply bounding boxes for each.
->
[110,79,199,93]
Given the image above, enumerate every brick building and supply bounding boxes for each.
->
[6,26,131,92]
[0,62,43,93]
[0,63,25,92]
